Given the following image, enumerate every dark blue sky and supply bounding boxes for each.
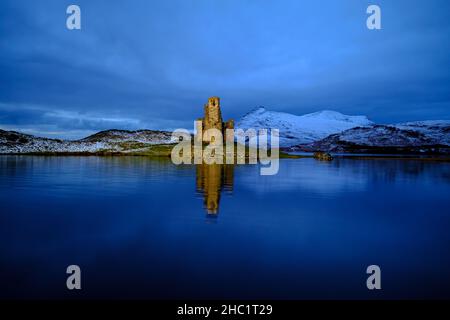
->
[1,0,449,139]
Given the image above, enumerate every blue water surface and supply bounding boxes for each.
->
[0,156,449,299]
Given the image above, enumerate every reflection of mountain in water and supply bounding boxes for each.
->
[196,164,234,215]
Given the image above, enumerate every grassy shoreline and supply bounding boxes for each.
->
[1,143,449,162]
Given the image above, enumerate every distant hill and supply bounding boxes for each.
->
[0,129,175,154]
[81,129,173,144]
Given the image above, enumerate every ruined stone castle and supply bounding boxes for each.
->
[195,97,234,143]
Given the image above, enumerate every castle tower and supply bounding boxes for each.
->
[204,96,223,134]
[196,96,234,144]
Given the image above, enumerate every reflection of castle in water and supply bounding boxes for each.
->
[196,164,234,215]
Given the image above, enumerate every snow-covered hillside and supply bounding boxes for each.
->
[0,129,175,154]
[394,121,450,146]
[81,129,175,144]
[292,122,450,154]
[236,107,373,147]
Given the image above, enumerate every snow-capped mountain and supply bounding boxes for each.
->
[236,107,373,147]
[0,129,175,154]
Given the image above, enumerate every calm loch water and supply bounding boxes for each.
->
[1,155,450,299]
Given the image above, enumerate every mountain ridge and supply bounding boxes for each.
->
[287,122,450,154]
